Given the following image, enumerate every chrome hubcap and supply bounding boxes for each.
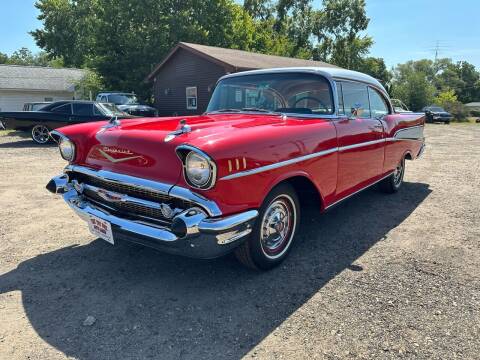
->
[393,160,404,187]
[260,196,296,258]
[32,125,50,143]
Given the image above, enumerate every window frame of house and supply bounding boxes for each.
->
[186,86,198,110]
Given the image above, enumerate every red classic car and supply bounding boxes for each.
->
[46,67,425,270]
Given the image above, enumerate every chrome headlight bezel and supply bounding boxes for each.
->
[176,145,217,190]
[50,130,76,162]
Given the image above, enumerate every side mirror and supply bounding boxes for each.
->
[349,103,362,120]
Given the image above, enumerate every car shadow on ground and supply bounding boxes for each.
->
[0,131,55,148]
[0,182,431,360]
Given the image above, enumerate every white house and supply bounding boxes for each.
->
[0,64,86,111]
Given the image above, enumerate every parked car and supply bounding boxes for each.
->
[23,102,52,111]
[96,92,158,117]
[46,67,425,270]
[423,106,453,124]
[0,100,134,144]
[391,99,412,113]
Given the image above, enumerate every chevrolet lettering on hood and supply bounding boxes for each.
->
[47,66,426,270]
[89,146,150,166]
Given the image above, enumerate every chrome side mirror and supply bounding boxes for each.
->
[349,103,362,120]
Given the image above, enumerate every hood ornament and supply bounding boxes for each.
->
[164,119,192,142]
[98,115,121,133]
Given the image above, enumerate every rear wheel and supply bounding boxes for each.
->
[31,124,51,144]
[379,157,405,193]
[235,184,300,270]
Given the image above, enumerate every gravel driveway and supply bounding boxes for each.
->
[0,125,479,359]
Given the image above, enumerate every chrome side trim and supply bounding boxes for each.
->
[338,138,386,151]
[220,138,387,181]
[64,165,222,217]
[393,125,424,140]
[325,172,394,210]
[220,147,338,180]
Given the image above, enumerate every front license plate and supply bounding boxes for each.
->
[88,215,114,244]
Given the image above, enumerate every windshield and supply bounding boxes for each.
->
[98,103,129,116]
[108,94,139,105]
[207,72,334,115]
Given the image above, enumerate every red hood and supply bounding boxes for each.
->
[57,113,297,185]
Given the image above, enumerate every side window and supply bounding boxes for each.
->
[73,103,94,116]
[51,103,72,115]
[336,82,345,115]
[340,82,371,119]
[368,87,389,118]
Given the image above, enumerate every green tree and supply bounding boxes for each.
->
[311,0,372,69]
[74,70,105,100]
[434,89,457,109]
[355,57,391,86]
[391,61,436,111]
[0,52,8,64]
[32,0,376,98]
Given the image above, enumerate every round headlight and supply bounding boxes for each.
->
[185,151,212,188]
[58,137,75,162]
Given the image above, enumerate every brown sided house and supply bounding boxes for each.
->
[146,42,336,116]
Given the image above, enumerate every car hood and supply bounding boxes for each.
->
[59,113,290,185]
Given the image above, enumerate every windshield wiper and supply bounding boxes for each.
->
[208,108,242,113]
[241,107,283,115]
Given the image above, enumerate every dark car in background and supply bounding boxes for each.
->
[96,92,158,117]
[0,100,134,144]
[423,106,453,124]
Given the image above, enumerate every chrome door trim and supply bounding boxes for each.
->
[337,138,386,152]
[219,138,388,181]
[219,147,339,180]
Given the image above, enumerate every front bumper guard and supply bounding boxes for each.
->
[47,175,258,259]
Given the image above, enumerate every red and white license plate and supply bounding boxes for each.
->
[88,215,114,244]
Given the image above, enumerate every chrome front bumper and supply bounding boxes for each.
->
[47,174,258,259]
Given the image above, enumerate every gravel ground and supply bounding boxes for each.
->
[0,125,479,359]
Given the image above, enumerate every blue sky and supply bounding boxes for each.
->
[1,0,479,69]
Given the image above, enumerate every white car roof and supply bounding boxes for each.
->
[220,67,388,96]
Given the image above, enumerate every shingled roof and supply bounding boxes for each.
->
[146,42,337,81]
[0,65,86,92]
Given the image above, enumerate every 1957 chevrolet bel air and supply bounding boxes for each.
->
[46,67,425,270]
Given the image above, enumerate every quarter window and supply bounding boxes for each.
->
[339,82,371,119]
[368,87,389,118]
[73,103,94,116]
[186,87,198,110]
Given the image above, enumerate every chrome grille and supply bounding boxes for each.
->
[67,171,194,223]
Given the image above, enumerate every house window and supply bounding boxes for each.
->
[45,97,53,102]
[186,86,197,110]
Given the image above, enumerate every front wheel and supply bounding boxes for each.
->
[379,157,405,193]
[31,124,51,144]
[235,184,300,270]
